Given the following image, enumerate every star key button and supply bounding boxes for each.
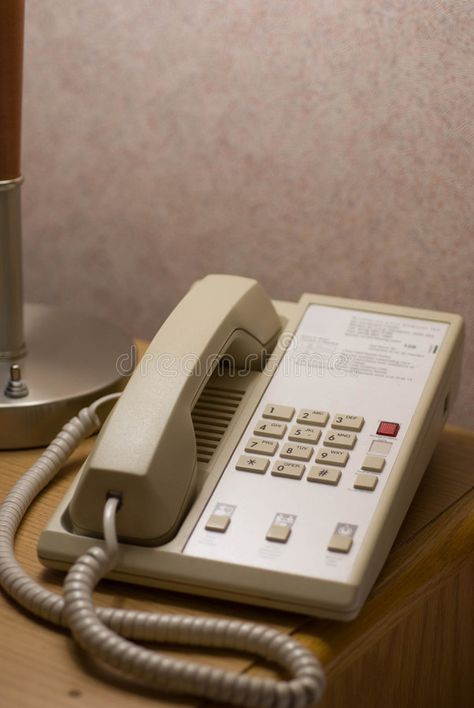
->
[235,454,269,474]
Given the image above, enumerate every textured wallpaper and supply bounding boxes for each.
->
[21,0,473,427]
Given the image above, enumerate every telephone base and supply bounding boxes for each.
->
[38,543,360,621]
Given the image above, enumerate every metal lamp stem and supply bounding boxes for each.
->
[0,177,25,358]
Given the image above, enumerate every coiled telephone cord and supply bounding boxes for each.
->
[0,394,325,708]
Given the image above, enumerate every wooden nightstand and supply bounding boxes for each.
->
[0,424,472,708]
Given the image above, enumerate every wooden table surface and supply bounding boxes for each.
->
[1,423,473,708]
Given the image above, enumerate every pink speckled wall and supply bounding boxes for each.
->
[21,1,473,427]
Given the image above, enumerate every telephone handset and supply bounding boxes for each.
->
[69,275,281,544]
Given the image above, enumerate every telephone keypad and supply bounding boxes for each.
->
[271,461,305,480]
[288,426,321,444]
[281,443,313,462]
[262,404,295,421]
[254,420,287,439]
[236,405,374,491]
[245,437,278,456]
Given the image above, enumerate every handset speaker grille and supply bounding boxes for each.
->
[192,381,246,464]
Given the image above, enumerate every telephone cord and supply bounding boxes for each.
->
[0,395,325,708]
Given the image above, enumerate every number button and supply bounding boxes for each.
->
[296,409,329,426]
[271,461,305,480]
[262,404,295,421]
[315,448,349,467]
[288,426,321,444]
[281,443,313,462]
[323,431,356,449]
[244,438,278,456]
[254,420,287,439]
[331,414,364,432]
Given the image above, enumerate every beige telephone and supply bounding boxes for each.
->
[0,274,464,707]
[43,271,463,618]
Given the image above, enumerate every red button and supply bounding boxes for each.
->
[377,421,400,437]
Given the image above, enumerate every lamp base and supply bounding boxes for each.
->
[0,303,134,449]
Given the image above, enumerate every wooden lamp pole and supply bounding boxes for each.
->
[0,1,133,448]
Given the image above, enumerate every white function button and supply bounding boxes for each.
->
[323,431,357,449]
[307,466,341,486]
[288,426,321,444]
[236,455,269,474]
[327,534,353,553]
[205,514,231,533]
[361,454,385,473]
[245,437,278,456]
[266,525,291,543]
[354,473,378,491]
[370,440,392,456]
[315,448,349,467]
[262,404,295,421]
[254,420,287,439]
[296,409,329,426]
[281,443,313,462]
[331,414,364,432]
[271,461,305,480]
